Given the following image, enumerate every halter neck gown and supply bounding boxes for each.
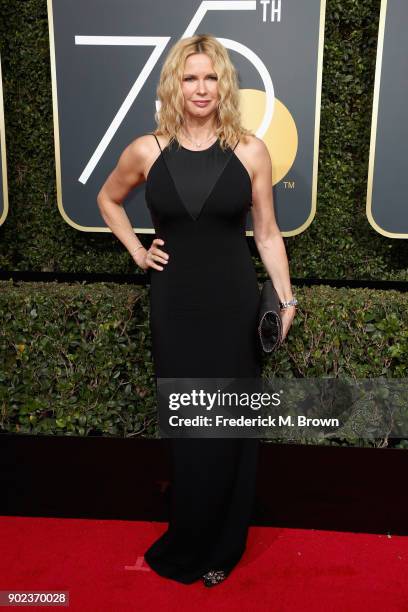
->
[143,133,262,584]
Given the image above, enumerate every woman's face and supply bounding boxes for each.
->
[180,53,219,120]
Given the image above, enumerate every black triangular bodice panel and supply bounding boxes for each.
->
[149,134,239,221]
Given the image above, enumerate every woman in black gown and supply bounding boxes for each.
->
[97,34,296,587]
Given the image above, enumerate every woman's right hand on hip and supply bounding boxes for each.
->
[138,238,169,271]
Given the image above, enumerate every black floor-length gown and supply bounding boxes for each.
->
[143,133,262,584]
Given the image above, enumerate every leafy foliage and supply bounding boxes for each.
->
[1,281,407,447]
[0,280,157,437]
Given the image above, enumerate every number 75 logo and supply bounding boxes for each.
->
[69,1,275,184]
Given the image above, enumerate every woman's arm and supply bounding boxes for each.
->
[249,136,297,339]
[96,136,168,271]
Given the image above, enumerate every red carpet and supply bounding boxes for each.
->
[0,516,407,611]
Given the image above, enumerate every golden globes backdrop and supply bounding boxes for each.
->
[47,0,326,236]
[0,53,8,226]
[367,0,408,238]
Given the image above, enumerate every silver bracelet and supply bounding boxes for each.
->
[279,297,298,309]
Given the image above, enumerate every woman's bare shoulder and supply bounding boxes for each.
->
[239,133,269,157]
[130,133,171,155]
[235,134,270,182]
[127,133,158,159]
[124,133,169,179]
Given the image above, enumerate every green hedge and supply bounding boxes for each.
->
[0,0,407,279]
[0,280,155,437]
[1,280,407,447]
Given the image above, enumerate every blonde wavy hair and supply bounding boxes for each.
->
[152,33,253,151]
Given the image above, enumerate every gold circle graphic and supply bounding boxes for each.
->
[239,89,298,184]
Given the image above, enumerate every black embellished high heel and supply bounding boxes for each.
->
[202,569,227,587]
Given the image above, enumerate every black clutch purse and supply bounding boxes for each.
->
[257,280,283,352]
